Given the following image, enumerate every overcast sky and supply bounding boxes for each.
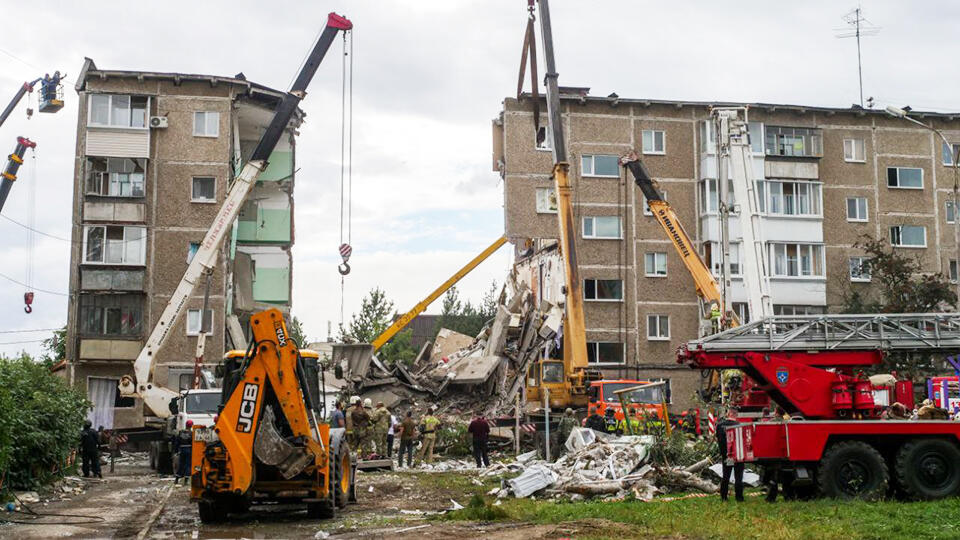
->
[0,0,958,358]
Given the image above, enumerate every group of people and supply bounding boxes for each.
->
[331,398,444,468]
[583,406,664,437]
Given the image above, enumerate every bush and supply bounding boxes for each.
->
[0,353,90,491]
[435,422,471,457]
[648,430,715,468]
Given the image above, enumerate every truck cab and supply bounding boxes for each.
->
[587,379,666,421]
[173,389,221,431]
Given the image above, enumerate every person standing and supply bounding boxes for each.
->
[331,401,346,429]
[372,401,391,456]
[174,420,194,485]
[417,407,440,465]
[717,409,744,502]
[585,408,606,433]
[80,420,102,479]
[386,411,397,458]
[603,408,619,435]
[397,411,417,468]
[557,408,578,449]
[351,399,371,457]
[467,413,490,468]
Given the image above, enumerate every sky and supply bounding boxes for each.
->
[1,0,960,357]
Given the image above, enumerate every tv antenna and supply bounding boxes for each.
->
[835,6,881,107]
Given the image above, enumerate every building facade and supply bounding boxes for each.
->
[495,90,960,409]
[65,59,298,429]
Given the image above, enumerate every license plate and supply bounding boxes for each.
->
[193,428,217,443]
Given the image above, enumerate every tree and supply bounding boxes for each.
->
[340,288,416,365]
[841,236,957,378]
[40,325,67,368]
[433,285,494,339]
[288,316,309,347]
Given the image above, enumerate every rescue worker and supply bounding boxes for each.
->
[603,408,619,435]
[716,409,744,502]
[396,411,417,468]
[557,408,578,448]
[467,412,490,468]
[372,401,391,456]
[708,301,722,334]
[174,420,194,485]
[345,395,360,447]
[417,407,440,464]
[617,412,642,436]
[351,398,371,457]
[79,420,102,479]
[585,408,606,433]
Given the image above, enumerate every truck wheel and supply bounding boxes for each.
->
[197,500,227,523]
[335,442,352,508]
[895,439,960,500]
[818,441,888,500]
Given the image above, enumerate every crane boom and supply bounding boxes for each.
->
[120,13,353,417]
[371,236,507,351]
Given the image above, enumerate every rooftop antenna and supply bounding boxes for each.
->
[835,6,881,107]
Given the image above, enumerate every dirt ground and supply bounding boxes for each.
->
[0,457,618,539]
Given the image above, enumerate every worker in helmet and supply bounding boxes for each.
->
[174,420,194,485]
[708,301,723,334]
[416,406,441,465]
[345,396,359,448]
[557,408,578,450]
[350,398,371,457]
[617,411,642,436]
[603,408,619,435]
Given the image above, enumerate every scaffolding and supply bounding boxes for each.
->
[685,313,960,352]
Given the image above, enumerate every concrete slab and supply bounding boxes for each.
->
[430,328,475,363]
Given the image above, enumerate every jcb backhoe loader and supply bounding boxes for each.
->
[190,309,355,522]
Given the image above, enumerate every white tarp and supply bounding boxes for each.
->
[87,377,116,430]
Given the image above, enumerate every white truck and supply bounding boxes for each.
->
[149,388,221,474]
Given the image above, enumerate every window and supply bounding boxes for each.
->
[79,294,143,337]
[769,243,825,277]
[186,308,213,336]
[700,121,716,154]
[651,378,672,404]
[535,125,552,151]
[703,242,741,276]
[947,201,956,224]
[88,94,148,128]
[764,126,823,158]
[846,197,868,222]
[581,154,619,177]
[187,242,199,264]
[535,187,557,213]
[698,179,734,213]
[543,362,564,383]
[586,342,625,365]
[950,260,958,283]
[584,279,623,301]
[890,225,926,247]
[943,142,960,166]
[582,216,621,239]
[763,180,822,216]
[732,302,750,324]
[193,111,220,137]
[642,130,665,155]
[887,167,923,189]
[773,305,825,316]
[85,157,146,197]
[88,377,136,408]
[849,257,871,282]
[643,190,665,216]
[843,138,865,162]
[644,252,667,277]
[191,177,216,202]
[83,225,146,265]
[647,314,670,340]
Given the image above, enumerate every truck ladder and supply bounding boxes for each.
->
[686,313,960,353]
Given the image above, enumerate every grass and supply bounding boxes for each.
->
[443,493,960,540]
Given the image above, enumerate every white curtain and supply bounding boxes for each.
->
[87,377,116,430]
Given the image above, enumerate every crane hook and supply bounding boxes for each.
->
[23,291,34,314]
[338,243,352,276]
[338,262,351,276]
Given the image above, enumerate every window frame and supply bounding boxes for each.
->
[87,94,149,129]
[845,196,868,222]
[583,278,624,302]
[889,225,927,248]
[535,124,552,152]
[943,142,960,166]
[78,294,144,338]
[947,200,957,224]
[849,256,872,282]
[761,180,823,217]
[535,187,558,214]
[644,251,668,277]
[641,129,666,155]
[191,176,217,203]
[87,376,136,409]
[843,138,866,163]
[586,341,626,366]
[84,157,147,198]
[581,216,622,239]
[580,154,620,178]
[193,111,220,138]
[82,225,147,266]
[950,259,958,283]
[886,167,924,190]
[647,314,670,341]
[186,308,214,337]
[768,243,826,278]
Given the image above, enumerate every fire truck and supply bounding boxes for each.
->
[680,313,960,500]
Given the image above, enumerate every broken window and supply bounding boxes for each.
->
[584,279,623,301]
[642,130,665,155]
[186,308,214,336]
[890,225,926,247]
[580,154,619,177]
[193,111,220,137]
[85,157,146,197]
[88,94,148,128]
[887,167,923,189]
[582,216,621,239]
[647,315,670,340]
[586,342,625,365]
[79,294,144,337]
[191,177,216,202]
[644,252,667,277]
[943,142,960,166]
[535,125,552,151]
[535,187,557,214]
[83,225,146,265]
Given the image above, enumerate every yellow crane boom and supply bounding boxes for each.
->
[371,236,507,351]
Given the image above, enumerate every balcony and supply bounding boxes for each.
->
[764,126,823,159]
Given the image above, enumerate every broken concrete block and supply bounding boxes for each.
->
[509,464,557,497]
[430,329,475,363]
[539,306,563,339]
[483,306,511,356]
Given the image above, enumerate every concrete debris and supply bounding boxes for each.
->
[431,329,475,363]
[448,499,465,511]
[508,465,558,498]
[314,532,330,539]
[14,491,40,503]
[706,463,762,487]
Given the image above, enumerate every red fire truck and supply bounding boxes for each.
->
[680,313,960,500]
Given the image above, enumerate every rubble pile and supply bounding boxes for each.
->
[483,429,719,502]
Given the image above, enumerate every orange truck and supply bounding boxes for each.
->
[586,380,667,422]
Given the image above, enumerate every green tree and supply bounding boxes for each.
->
[841,236,957,378]
[40,325,67,368]
[288,316,309,347]
[433,286,489,338]
[340,288,416,365]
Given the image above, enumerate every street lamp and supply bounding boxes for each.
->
[886,105,960,306]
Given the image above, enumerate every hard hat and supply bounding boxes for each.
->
[186,420,194,427]
[565,408,574,415]
[350,395,360,405]
[605,408,615,415]
[363,398,372,408]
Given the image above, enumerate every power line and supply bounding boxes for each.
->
[0,270,68,296]
[0,338,46,346]
[0,327,60,334]
[1,214,71,241]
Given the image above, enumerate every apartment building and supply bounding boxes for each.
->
[494,89,960,409]
[64,59,299,429]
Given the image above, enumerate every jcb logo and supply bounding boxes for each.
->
[236,383,259,433]
[274,321,287,347]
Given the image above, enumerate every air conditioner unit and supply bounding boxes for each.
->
[149,116,168,129]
